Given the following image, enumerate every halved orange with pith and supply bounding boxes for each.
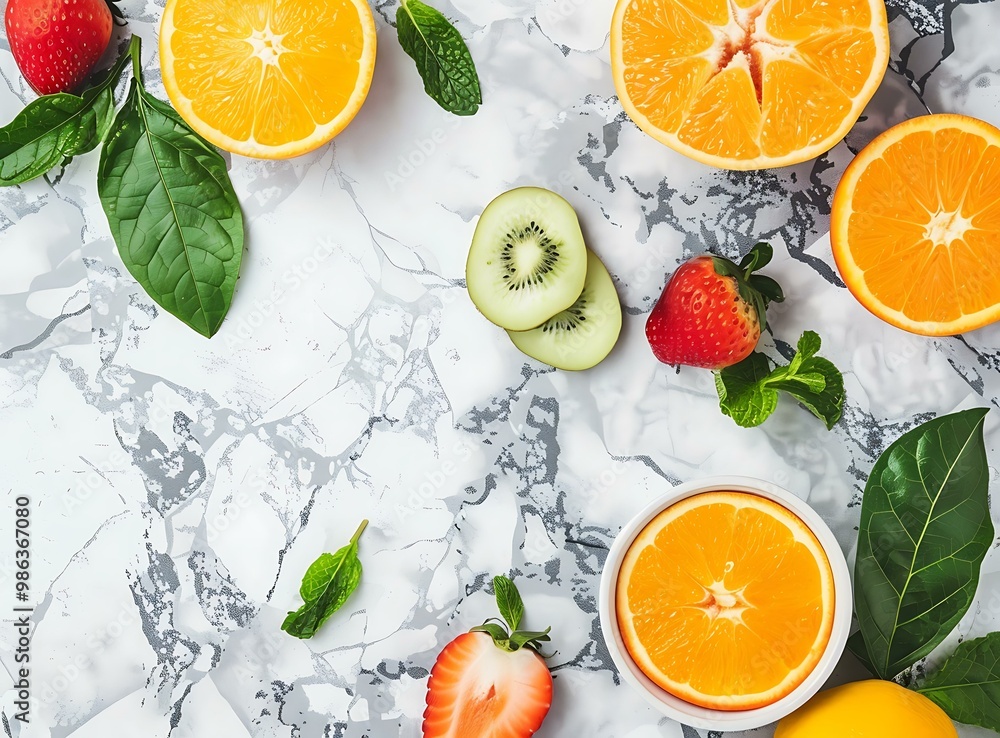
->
[832,114,1000,336]
[610,0,890,169]
[159,0,376,159]
[616,491,835,710]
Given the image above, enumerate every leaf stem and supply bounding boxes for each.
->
[128,35,142,83]
[351,519,369,545]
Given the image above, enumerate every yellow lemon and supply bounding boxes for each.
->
[775,680,957,737]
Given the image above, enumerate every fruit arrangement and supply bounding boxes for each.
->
[3,0,1000,735]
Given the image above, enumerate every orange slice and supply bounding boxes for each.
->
[610,0,889,170]
[159,0,377,159]
[616,491,835,710]
[832,114,1000,335]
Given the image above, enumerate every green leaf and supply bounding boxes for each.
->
[715,331,844,429]
[846,629,878,676]
[471,622,510,648]
[282,520,368,639]
[492,575,524,631]
[0,44,130,185]
[98,78,244,338]
[747,274,785,304]
[396,0,482,116]
[508,627,552,652]
[716,353,778,428]
[738,242,773,272]
[919,633,1000,732]
[854,408,992,679]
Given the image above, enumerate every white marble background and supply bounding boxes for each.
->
[1,0,1000,735]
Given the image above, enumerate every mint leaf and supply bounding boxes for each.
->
[282,520,368,639]
[0,44,130,185]
[855,409,992,679]
[493,575,524,631]
[715,353,778,427]
[98,41,244,338]
[715,331,844,429]
[919,633,1000,731]
[396,0,482,116]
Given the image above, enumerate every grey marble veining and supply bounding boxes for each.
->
[1,0,1000,735]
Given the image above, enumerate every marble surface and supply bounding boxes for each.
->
[1,0,1000,735]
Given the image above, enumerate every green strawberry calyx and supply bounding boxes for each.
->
[469,575,552,655]
[710,242,785,332]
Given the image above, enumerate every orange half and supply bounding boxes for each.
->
[616,491,835,710]
[832,114,1000,335]
[159,0,377,159]
[610,0,889,169]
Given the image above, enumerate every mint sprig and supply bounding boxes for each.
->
[396,0,482,116]
[282,520,367,639]
[715,331,844,429]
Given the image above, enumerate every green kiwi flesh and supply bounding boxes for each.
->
[466,187,588,331]
[507,249,621,371]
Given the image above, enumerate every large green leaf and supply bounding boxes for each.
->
[919,633,1000,732]
[98,79,243,338]
[854,408,992,679]
[0,46,130,185]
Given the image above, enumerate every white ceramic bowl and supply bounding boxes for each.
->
[598,475,852,732]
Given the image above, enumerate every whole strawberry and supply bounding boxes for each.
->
[423,575,552,738]
[646,242,784,369]
[5,0,113,95]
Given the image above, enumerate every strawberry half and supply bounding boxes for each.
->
[423,576,552,738]
[646,242,784,369]
[5,0,114,95]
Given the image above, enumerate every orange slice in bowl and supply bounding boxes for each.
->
[831,113,1000,335]
[159,0,376,159]
[616,491,835,710]
[610,0,889,170]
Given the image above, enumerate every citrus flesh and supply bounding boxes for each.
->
[610,0,889,169]
[160,0,376,159]
[832,113,1000,335]
[775,680,959,737]
[616,491,835,710]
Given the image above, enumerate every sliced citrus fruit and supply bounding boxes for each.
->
[610,0,889,169]
[831,114,1000,336]
[616,491,835,710]
[159,0,376,159]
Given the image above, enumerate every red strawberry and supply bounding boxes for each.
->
[5,0,114,95]
[646,242,784,369]
[423,576,552,738]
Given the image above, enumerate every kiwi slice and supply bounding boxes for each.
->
[466,187,588,331]
[506,250,622,371]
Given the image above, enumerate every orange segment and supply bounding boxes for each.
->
[678,57,763,162]
[832,114,1000,335]
[610,0,889,170]
[159,0,376,159]
[759,58,853,158]
[616,491,835,710]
